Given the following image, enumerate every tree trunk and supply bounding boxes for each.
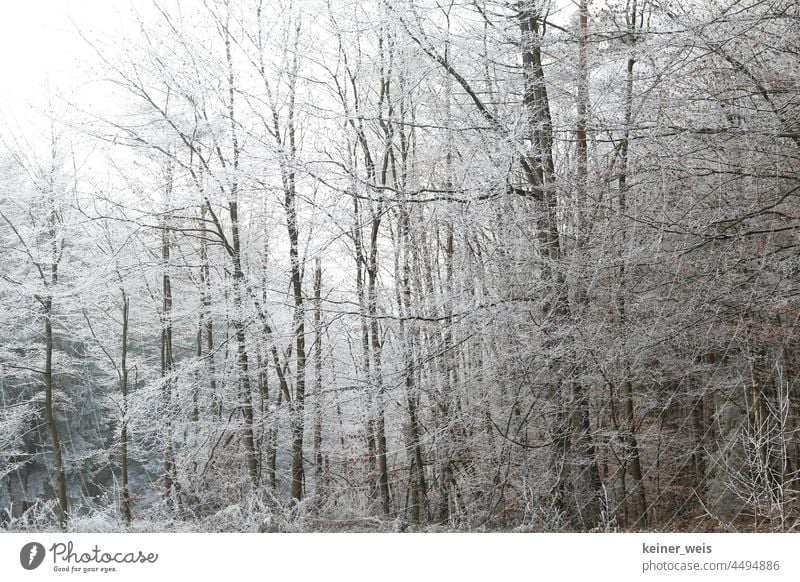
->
[616,2,648,527]
[44,295,68,530]
[160,222,177,506]
[572,0,604,529]
[397,201,428,523]
[230,200,260,487]
[622,380,647,527]
[287,188,307,503]
[120,291,131,525]
[223,12,259,488]
[313,257,324,496]
[198,202,220,419]
[368,223,391,516]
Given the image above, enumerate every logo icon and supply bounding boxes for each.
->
[20,542,46,570]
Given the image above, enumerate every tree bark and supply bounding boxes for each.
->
[120,291,131,525]
[44,293,68,530]
[160,216,177,506]
[223,10,259,487]
[313,257,324,496]
[616,1,648,527]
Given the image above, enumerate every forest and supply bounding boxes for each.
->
[0,0,798,532]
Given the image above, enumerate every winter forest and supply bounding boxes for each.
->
[0,0,798,533]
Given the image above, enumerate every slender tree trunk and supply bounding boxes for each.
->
[42,171,68,528]
[616,2,648,527]
[230,200,259,487]
[257,17,307,503]
[397,203,428,523]
[222,11,259,487]
[193,321,201,424]
[269,389,280,491]
[351,189,380,505]
[259,213,276,491]
[313,257,324,495]
[199,204,221,419]
[394,75,428,523]
[120,291,131,525]
[621,380,646,526]
[286,181,307,503]
[44,295,68,529]
[576,0,589,227]
[572,0,603,529]
[160,221,177,506]
[436,223,457,524]
[435,33,459,524]
[368,222,391,515]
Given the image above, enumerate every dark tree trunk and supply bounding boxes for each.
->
[161,223,177,506]
[120,291,131,525]
[44,294,68,530]
[313,257,324,495]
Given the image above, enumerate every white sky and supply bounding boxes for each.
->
[0,0,578,121]
[0,0,126,112]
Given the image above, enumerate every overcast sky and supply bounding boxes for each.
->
[0,0,126,112]
[0,0,578,119]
